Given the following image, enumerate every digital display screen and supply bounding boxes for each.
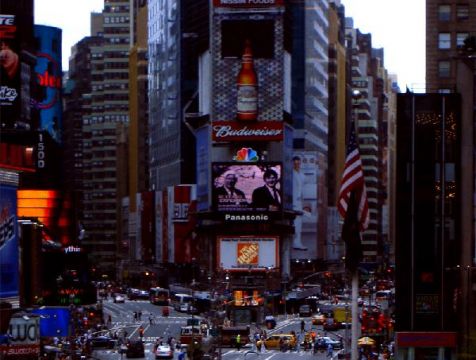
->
[212,163,282,213]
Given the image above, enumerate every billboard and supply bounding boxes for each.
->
[0,14,21,126]
[290,152,318,258]
[212,163,282,214]
[212,121,283,142]
[213,0,284,8]
[33,25,62,144]
[218,236,278,271]
[30,307,70,337]
[0,184,19,299]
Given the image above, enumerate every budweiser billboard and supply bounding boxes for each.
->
[212,121,283,142]
[213,0,284,7]
[218,236,278,271]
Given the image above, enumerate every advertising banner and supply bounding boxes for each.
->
[30,307,70,337]
[0,14,21,126]
[212,163,282,216]
[218,236,278,270]
[1,315,41,358]
[290,152,318,258]
[0,184,19,299]
[213,0,284,8]
[212,121,283,142]
[33,25,62,144]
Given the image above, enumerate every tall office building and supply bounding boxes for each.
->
[288,0,329,264]
[426,1,476,92]
[344,21,397,265]
[78,0,131,274]
[148,0,208,191]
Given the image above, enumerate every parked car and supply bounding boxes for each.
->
[155,344,174,359]
[90,335,116,349]
[114,294,126,303]
[299,304,312,317]
[126,340,145,358]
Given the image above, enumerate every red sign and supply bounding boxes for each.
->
[396,332,457,348]
[213,0,283,7]
[212,121,283,142]
[0,344,40,357]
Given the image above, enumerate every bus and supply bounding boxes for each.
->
[149,287,170,305]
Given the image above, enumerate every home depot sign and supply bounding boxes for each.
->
[218,236,279,271]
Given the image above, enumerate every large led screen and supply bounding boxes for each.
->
[212,163,282,213]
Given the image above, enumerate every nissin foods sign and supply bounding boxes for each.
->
[213,0,284,7]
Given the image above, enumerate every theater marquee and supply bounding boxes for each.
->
[218,236,279,271]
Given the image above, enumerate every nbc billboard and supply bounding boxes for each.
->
[0,184,19,299]
[218,236,278,271]
[212,163,282,215]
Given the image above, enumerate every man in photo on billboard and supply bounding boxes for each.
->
[215,172,247,207]
[252,169,281,211]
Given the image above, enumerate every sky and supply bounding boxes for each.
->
[34,0,425,91]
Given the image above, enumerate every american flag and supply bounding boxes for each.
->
[337,124,369,232]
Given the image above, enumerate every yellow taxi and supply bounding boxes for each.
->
[312,313,326,326]
[262,334,297,350]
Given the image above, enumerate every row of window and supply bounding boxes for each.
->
[438,32,470,49]
[438,4,469,21]
[104,16,130,24]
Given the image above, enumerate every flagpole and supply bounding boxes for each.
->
[351,270,359,360]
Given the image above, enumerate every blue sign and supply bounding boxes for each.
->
[31,307,70,337]
[0,184,19,299]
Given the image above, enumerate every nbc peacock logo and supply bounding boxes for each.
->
[233,147,258,162]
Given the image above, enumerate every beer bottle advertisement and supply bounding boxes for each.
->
[236,39,258,121]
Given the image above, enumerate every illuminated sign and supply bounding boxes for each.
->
[396,332,457,348]
[213,0,284,7]
[218,236,278,271]
[34,52,61,110]
[233,148,258,162]
[212,163,282,215]
[212,121,283,142]
[63,246,82,254]
[237,243,259,265]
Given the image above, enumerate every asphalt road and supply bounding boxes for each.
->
[92,298,349,360]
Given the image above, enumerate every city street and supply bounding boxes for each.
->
[92,298,348,359]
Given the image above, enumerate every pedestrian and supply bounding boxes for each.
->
[138,326,144,339]
[138,311,142,321]
[133,311,137,321]
[301,320,305,332]
[327,343,333,358]
[107,314,112,326]
[236,334,241,351]
[149,314,154,325]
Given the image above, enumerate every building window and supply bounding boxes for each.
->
[438,33,451,49]
[438,5,451,21]
[456,5,469,20]
[457,32,469,48]
[438,61,451,78]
